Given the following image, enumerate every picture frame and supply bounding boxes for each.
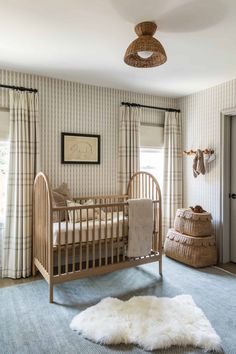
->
[61,132,100,164]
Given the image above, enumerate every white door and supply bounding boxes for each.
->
[230,116,236,262]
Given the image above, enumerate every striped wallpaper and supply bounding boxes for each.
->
[2,68,236,261]
[0,69,177,196]
[179,78,236,260]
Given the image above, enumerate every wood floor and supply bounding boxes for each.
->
[0,273,42,288]
[217,262,236,275]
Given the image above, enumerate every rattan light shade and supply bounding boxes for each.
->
[124,21,167,68]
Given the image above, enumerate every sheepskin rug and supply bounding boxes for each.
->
[70,295,221,351]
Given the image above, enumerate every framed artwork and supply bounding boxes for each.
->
[61,133,100,164]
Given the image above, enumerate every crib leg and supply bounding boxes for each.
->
[159,258,163,277]
[49,283,54,303]
[32,260,36,276]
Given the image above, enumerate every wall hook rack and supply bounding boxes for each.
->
[183,148,214,156]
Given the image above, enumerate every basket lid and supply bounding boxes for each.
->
[176,208,212,221]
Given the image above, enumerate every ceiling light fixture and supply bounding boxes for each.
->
[124,21,167,68]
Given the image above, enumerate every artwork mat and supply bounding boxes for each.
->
[61,133,100,164]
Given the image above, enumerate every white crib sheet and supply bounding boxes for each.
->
[53,213,128,246]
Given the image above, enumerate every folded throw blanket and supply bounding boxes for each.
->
[127,199,153,257]
[193,149,205,178]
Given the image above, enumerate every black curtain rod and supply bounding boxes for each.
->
[0,84,38,93]
[121,101,180,113]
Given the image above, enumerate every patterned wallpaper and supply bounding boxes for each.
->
[179,78,236,260]
[1,69,236,262]
[0,69,177,196]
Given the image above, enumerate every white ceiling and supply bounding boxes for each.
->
[0,0,236,97]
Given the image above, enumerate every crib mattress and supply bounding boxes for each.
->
[53,213,128,246]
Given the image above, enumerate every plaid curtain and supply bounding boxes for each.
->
[2,90,39,278]
[163,111,182,238]
[118,106,141,194]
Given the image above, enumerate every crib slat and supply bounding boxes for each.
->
[72,209,75,272]
[42,182,45,268]
[44,182,47,269]
[142,173,144,198]
[35,188,38,265]
[111,205,114,264]
[99,207,102,267]
[38,180,43,262]
[105,206,108,266]
[148,175,151,199]
[134,175,136,198]
[42,181,44,267]
[46,195,49,272]
[92,208,95,268]
[117,208,120,262]
[39,179,42,264]
[145,173,147,198]
[136,175,139,198]
[41,188,46,267]
[138,173,140,198]
[42,179,44,265]
[130,180,133,199]
[86,208,89,270]
[65,214,68,274]
[79,209,82,271]
[58,212,61,276]
[152,179,154,200]
[122,204,125,261]
[153,201,157,251]
[159,201,162,253]
[38,179,40,264]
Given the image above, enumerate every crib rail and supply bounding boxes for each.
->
[51,201,129,277]
[128,171,161,201]
[73,194,129,204]
[33,172,53,281]
[51,200,159,276]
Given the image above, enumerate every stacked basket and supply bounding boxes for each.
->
[164,208,217,267]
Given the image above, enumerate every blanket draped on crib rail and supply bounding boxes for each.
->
[127,199,153,257]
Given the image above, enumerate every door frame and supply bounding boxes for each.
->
[221,107,236,263]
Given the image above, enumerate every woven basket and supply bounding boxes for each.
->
[174,208,212,237]
[164,229,217,268]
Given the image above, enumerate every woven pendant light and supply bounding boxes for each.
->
[124,21,167,68]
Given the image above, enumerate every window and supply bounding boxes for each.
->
[0,110,10,221]
[140,124,164,191]
[140,148,163,190]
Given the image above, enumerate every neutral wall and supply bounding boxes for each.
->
[2,68,235,262]
[0,69,177,196]
[179,78,236,261]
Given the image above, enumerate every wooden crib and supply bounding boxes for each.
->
[33,171,162,302]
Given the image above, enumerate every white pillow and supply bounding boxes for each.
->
[67,199,95,223]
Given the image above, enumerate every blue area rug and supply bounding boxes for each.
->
[0,257,235,354]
